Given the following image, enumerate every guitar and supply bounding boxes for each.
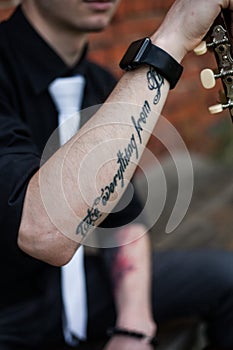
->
[194,10,233,122]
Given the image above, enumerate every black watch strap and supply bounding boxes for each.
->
[119,38,183,89]
[142,44,183,89]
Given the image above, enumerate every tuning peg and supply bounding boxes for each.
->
[208,103,224,114]
[208,101,233,114]
[194,41,208,55]
[200,68,217,89]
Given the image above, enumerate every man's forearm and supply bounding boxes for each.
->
[18,66,170,265]
[110,225,156,337]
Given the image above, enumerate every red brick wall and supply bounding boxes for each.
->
[0,6,13,21]
[0,1,230,157]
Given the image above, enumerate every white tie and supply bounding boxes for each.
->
[49,75,87,344]
[49,76,85,145]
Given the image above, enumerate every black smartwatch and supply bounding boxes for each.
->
[119,37,183,89]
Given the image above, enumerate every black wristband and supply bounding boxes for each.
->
[119,37,183,89]
[107,327,158,346]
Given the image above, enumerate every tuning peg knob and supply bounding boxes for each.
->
[194,41,208,55]
[208,104,224,114]
[200,69,216,89]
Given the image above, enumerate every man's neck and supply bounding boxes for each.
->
[21,4,88,67]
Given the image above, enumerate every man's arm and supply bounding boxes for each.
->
[18,0,232,266]
[18,67,169,265]
[108,225,156,340]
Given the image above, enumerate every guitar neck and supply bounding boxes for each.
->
[208,11,233,121]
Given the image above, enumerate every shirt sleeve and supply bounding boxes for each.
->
[0,96,41,260]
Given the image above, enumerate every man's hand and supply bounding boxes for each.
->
[104,336,154,350]
[151,0,233,62]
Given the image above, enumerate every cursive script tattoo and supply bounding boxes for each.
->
[131,100,151,144]
[76,133,139,238]
[76,74,155,239]
[147,67,164,104]
[76,196,103,238]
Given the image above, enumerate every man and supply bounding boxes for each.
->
[0,0,233,349]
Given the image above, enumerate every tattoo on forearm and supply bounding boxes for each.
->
[131,100,151,144]
[147,67,164,104]
[76,69,163,239]
[76,133,138,238]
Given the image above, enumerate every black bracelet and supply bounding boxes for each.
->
[119,37,183,89]
[107,327,158,346]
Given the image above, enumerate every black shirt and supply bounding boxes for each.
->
[0,6,143,348]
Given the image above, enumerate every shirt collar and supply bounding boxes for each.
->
[7,7,88,94]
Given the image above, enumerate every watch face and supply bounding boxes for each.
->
[119,37,151,70]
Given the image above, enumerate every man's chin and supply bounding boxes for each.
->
[81,18,111,32]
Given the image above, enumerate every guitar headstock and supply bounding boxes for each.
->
[194,10,233,122]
